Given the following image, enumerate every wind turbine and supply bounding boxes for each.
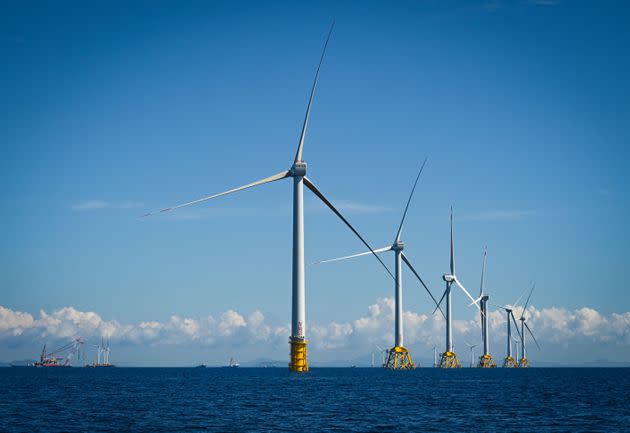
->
[315,162,444,369]
[512,334,520,364]
[434,207,481,368]
[104,338,111,365]
[433,345,437,368]
[518,284,540,367]
[92,341,102,366]
[474,247,496,368]
[375,344,388,367]
[142,24,390,372]
[492,296,523,368]
[465,342,478,368]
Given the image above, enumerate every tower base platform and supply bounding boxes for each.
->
[502,356,518,368]
[289,338,309,372]
[438,351,461,368]
[477,354,496,368]
[518,357,529,368]
[384,346,416,370]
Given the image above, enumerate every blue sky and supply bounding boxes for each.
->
[1,0,629,365]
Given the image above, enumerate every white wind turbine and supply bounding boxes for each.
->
[375,344,388,367]
[315,162,444,369]
[433,208,481,368]
[491,290,526,368]
[512,334,520,363]
[518,284,540,367]
[471,247,496,367]
[465,341,478,368]
[143,24,390,372]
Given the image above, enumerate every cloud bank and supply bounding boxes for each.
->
[2,300,629,362]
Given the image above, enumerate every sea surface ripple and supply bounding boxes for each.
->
[2,367,629,432]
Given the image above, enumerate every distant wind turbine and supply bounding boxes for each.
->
[465,341,478,368]
[491,287,527,368]
[518,284,541,367]
[434,207,481,368]
[315,162,444,369]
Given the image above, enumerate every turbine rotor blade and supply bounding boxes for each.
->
[524,322,541,350]
[479,246,487,297]
[303,176,394,279]
[450,206,455,275]
[313,246,392,265]
[469,296,484,307]
[510,312,523,341]
[433,287,448,315]
[142,170,290,217]
[394,157,427,242]
[512,283,531,308]
[400,253,445,319]
[454,278,481,310]
[521,282,536,320]
[294,21,335,164]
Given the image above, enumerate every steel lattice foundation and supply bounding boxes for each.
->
[384,346,416,370]
[438,351,461,368]
[289,338,309,372]
[502,356,518,368]
[477,354,496,368]
[518,357,530,368]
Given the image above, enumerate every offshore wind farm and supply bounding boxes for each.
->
[142,24,540,371]
[2,1,630,432]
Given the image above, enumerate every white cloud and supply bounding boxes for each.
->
[0,306,34,336]
[2,301,630,361]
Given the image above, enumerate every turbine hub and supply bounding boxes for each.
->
[392,240,404,251]
[442,274,455,283]
[290,162,307,177]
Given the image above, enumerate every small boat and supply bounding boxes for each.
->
[195,364,207,368]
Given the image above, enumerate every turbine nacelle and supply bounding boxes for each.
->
[391,240,404,251]
[290,162,307,177]
[442,274,455,283]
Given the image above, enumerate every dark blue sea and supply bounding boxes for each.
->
[2,367,629,432]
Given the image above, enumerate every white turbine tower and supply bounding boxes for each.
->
[375,345,388,367]
[315,162,444,369]
[143,24,390,372]
[512,334,520,363]
[518,284,540,367]
[434,207,481,368]
[465,342,478,368]
[473,247,495,368]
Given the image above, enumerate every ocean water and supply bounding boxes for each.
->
[2,367,629,432]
